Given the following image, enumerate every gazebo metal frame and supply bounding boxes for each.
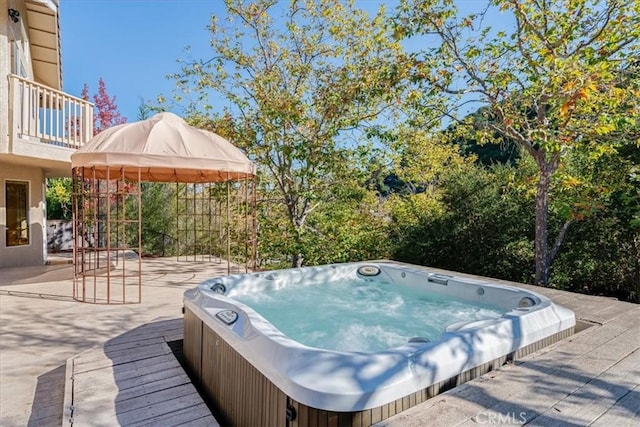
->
[71,113,256,304]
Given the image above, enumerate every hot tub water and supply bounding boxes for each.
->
[229,277,504,352]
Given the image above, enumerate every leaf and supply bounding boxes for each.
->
[594,123,616,135]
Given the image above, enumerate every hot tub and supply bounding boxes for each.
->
[183,261,575,426]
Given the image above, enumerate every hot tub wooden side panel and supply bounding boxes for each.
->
[183,307,203,380]
[184,306,288,426]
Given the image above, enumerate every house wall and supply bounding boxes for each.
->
[1,1,58,267]
[0,161,46,267]
[1,0,9,154]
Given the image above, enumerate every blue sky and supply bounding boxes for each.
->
[61,0,227,121]
[60,0,502,122]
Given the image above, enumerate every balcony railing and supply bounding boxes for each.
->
[9,74,94,149]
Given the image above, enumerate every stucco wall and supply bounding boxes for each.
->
[1,0,9,154]
[0,161,46,267]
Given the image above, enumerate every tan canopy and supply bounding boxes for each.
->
[71,112,256,182]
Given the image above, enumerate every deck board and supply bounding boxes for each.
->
[590,385,640,427]
[530,349,640,426]
[66,318,219,426]
[130,404,214,427]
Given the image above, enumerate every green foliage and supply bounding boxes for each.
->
[169,0,409,267]
[551,211,640,303]
[257,183,389,268]
[305,186,390,265]
[136,97,153,121]
[390,145,640,302]
[140,183,177,256]
[549,131,640,301]
[391,126,468,188]
[446,107,521,166]
[390,164,536,282]
[151,0,640,303]
[363,121,470,197]
[46,178,72,220]
[396,0,640,285]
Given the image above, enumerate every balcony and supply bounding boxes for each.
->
[5,74,93,170]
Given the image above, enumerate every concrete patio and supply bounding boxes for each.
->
[0,259,638,426]
[0,257,230,426]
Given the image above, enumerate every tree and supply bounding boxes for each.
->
[136,97,153,121]
[390,163,535,281]
[396,0,640,285]
[169,0,409,267]
[82,77,127,135]
[46,177,73,220]
[551,149,640,302]
[447,107,521,166]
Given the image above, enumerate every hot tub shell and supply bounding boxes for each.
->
[183,261,575,426]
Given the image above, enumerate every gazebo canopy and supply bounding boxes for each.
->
[71,112,256,182]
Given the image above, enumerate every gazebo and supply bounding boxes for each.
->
[70,112,257,304]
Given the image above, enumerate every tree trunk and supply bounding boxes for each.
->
[287,205,306,268]
[534,168,552,286]
[548,219,573,272]
[290,218,306,268]
[633,234,640,303]
[292,253,304,268]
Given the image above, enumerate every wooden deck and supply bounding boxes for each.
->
[64,318,218,426]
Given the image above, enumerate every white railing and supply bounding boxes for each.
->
[9,74,94,149]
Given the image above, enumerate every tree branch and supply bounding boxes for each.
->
[548,218,573,267]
